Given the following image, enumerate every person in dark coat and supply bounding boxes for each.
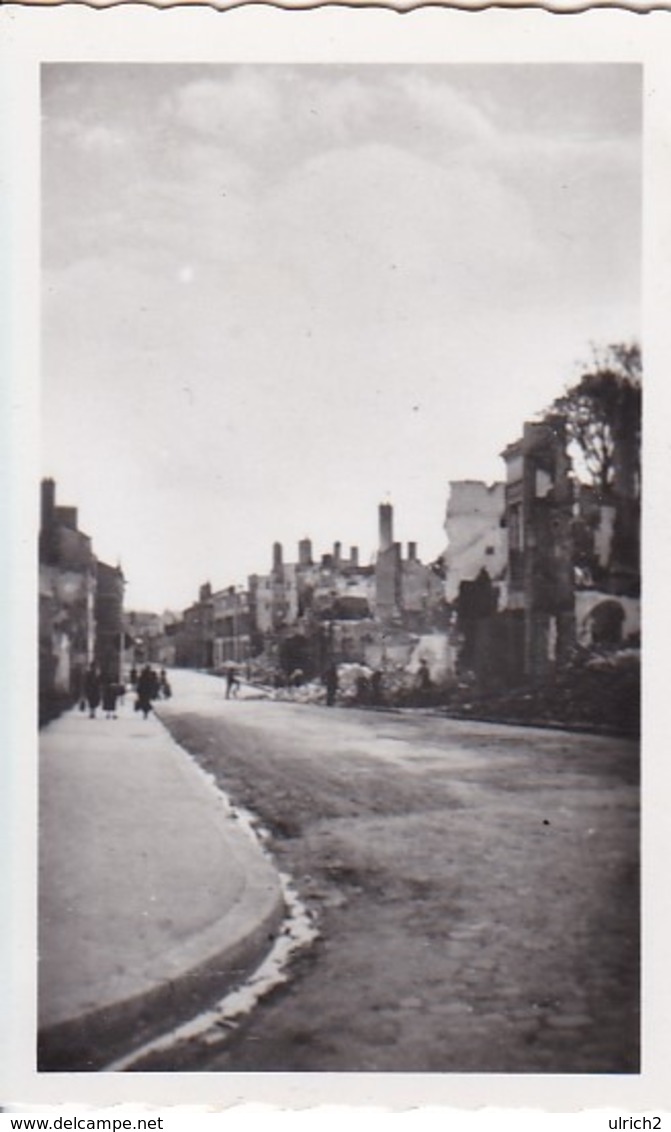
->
[129,666,138,689]
[417,659,432,692]
[225,665,240,699]
[324,664,338,707]
[355,672,370,704]
[136,665,155,719]
[84,665,102,719]
[102,677,119,720]
[371,669,383,706]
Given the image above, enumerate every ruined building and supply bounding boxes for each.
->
[443,481,507,605]
[444,413,639,689]
[374,503,445,630]
[212,586,253,667]
[501,419,575,680]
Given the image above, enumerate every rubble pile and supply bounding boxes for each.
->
[270,681,325,706]
[239,646,639,736]
[443,647,640,737]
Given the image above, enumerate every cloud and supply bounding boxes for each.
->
[167,67,498,172]
[169,71,282,151]
[41,64,641,608]
[393,70,496,148]
[77,123,129,154]
[256,141,541,324]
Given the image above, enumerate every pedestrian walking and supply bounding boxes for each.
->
[371,669,383,706]
[225,665,240,699]
[324,663,339,707]
[355,672,370,704]
[135,664,155,720]
[102,677,119,720]
[129,665,138,689]
[84,664,102,719]
[417,659,432,692]
[416,658,432,704]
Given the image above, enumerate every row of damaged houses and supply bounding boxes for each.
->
[39,478,125,723]
[140,414,639,693]
[148,503,448,682]
[41,411,638,712]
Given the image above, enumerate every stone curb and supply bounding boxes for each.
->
[38,878,285,1072]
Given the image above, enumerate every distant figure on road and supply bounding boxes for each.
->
[84,665,102,719]
[416,659,432,693]
[324,664,339,707]
[102,678,119,720]
[371,669,383,706]
[225,665,240,699]
[355,672,370,704]
[135,665,156,719]
[158,670,172,699]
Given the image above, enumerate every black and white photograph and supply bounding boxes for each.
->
[6,5,670,1112]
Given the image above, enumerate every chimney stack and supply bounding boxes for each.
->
[407,542,417,562]
[41,478,56,532]
[350,546,359,568]
[272,542,283,575]
[379,503,393,552]
[298,538,313,567]
[333,541,341,567]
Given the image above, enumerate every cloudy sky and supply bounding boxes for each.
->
[42,64,641,612]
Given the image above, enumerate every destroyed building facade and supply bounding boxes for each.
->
[502,418,576,680]
[442,416,640,688]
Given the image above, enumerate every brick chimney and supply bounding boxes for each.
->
[41,478,56,532]
[298,538,313,567]
[379,503,393,552]
[272,542,283,575]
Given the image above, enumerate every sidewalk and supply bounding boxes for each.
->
[38,687,284,1071]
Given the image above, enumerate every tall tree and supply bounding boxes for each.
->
[548,342,641,500]
[548,342,641,595]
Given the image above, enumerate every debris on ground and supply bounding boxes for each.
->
[443,647,640,737]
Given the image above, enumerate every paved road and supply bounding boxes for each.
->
[142,671,638,1074]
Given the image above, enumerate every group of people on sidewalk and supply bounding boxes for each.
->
[81,667,123,721]
[80,664,172,721]
[130,664,172,719]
